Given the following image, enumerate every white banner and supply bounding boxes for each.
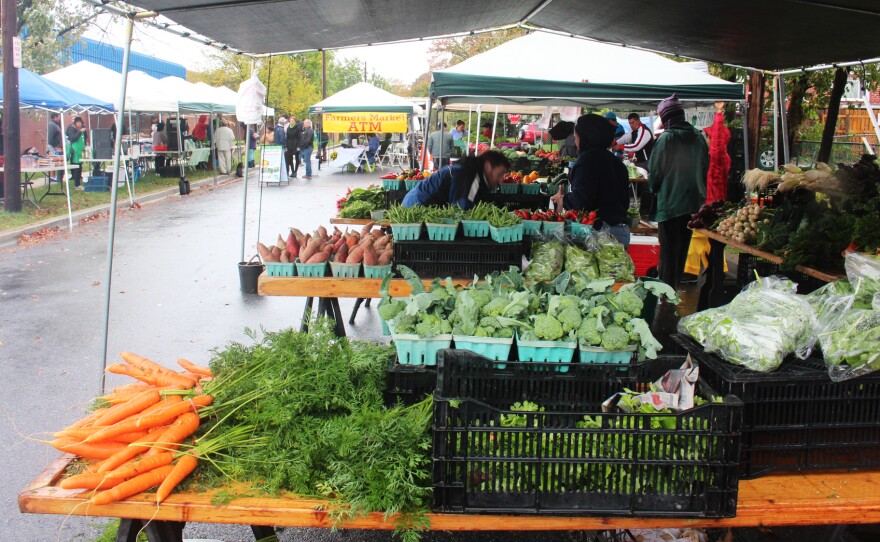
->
[258,146,288,184]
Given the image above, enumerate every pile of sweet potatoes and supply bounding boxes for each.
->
[256,222,393,266]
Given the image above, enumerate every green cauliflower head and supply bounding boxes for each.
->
[578,317,603,346]
[600,324,630,351]
[531,314,565,341]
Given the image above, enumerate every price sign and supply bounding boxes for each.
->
[12,37,22,68]
[507,114,521,123]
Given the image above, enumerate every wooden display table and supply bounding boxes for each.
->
[694,229,844,310]
[19,455,880,540]
[259,275,470,299]
[328,217,389,227]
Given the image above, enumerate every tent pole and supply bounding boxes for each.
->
[438,106,445,170]
[778,75,790,165]
[466,105,472,154]
[240,123,252,262]
[210,106,218,185]
[772,77,779,171]
[741,100,751,174]
[60,109,73,232]
[473,105,481,157]
[99,16,135,395]
[490,105,499,149]
[420,97,431,169]
[176,103,185,182]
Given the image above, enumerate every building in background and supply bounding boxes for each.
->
[65,38,186,79]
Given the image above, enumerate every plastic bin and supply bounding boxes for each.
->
[569,222,593,239]
[295,260,328,277]
[370,209,386,221]
[391,223,423,241]
[426,223,458,241]
[85,176,110,192]
[382,179,403,191]
[629,235,661,277]
[364,264,393,279]
[432,354,743,517]
[265,262,296,277]
[330,262,361,278]
[579,345,637,365]
[392,333,453,366]
[393,237,522,278]
[522,220,542,237]
[521,183,541,195]
[385,362,437,406]
[515,334,577,370]
[461,220,490,238]
[498,183,520,194]
[405,179,420,190]
[489,223,524,243]
[675,333,880,478]
[452,336,513,365]
[541,221,565,234]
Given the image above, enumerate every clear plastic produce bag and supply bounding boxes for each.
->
[678,276,817,372]
[524,231,566,282]
[593,227,635,283]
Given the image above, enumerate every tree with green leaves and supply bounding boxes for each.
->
[16,0,97,74]
[428,28,526,71]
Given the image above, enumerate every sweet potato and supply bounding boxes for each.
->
[360,221,376,238]
[290,228,305,246]
[346,234,359,249]
[333,237,346,252]
[317,226,328,240]
[280,248,290,263]
[276,235,286,250]
[306,251,330,264]
[256,242,272,261]
[299,237,323,263]
[286,231,299,258]
[378,249,393,265]
[363,247,378,266]
[269,246,282,262]
[346,245,365,264]
[334,244,349,263]
[371,230,384,240]
[322,244,333,255]
[374,235,392,250]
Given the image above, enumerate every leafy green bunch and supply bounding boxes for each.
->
[379,266,457,337]
[448,279,530,338]
[338,186,385,218]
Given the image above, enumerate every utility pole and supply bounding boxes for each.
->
[321,50,327,99]
[2,0,22,211]
[363,62,367,82]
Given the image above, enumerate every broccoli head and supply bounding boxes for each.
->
[600,324,630,351]
[557,295,583,312]
[480,297,509,318]
[613,311,632,327]
[556,306,583,334]
[612,290,644,317]
[469,289,494,310]
[578,317,603,346]
[377,299,405,321]
[531,314,565,341]
[478,316,515,338]
[393,313,418,335]
[414,313,452,337]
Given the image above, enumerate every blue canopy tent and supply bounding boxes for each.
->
[1,68,115,229]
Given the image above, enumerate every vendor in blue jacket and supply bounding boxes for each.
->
[401,150,510,209]
[551,113,631,248]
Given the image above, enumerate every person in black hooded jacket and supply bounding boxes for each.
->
[551,113,631,248]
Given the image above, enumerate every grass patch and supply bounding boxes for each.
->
[89,519,148,542]
[0,166,221,231]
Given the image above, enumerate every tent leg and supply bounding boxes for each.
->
[778,75,790,165]
[210,107,218,186]
[240,124,252,262]
[420,96,431,169]
[772,76,778,171]
[466,105,472,155]
[99,15,135,395]
[490,105,499,149]
[438,106,445,170]
[741,100,750,174]
[59,109,73,232]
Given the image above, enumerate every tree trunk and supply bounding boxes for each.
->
[784,73,810,154]
[817,68,849,164]
[747,71,765,169]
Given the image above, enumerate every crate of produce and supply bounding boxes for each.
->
[295,260,328,277]
[364,264,393,279]
[390,223,423,241]
[393,237,522,278]
[330,262,361,278]
[85,175,110,192]
[426,223,458,241]
[433,355,743,517]
[382,179,403,191]
[674,333,880,478]
[265,262,296,277]
[736,253,779,288]
[579,345,637,365]
[461,220,490,238]
[385,361,437,406]
[452,336,513,365]
[489,224,524,243]
[436,349,646,411]
[498,183,520,194]
[393,333,453,366]
[405,179,420,190]
[521,183,541,195]
[515,336,577,370]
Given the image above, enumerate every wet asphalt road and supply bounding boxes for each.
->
[0,165,869,542]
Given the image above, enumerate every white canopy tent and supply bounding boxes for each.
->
[45,61,178,113]
[309,82,419,115]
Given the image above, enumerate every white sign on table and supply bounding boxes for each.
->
[258,146,288,184]
[328,147,366,170]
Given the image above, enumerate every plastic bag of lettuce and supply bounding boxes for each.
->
[525,232,566,282]
[594,228,635,283]
[678,276,817,372]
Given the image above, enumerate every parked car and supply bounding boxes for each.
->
[518,123,551,144]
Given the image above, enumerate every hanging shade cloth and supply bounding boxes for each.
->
[432,33,744,112]
[309,82,419,114]
[0,68,113,112]
[125,0,880,71]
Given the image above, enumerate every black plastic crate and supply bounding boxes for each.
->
[432,355,743,517]
[437,349,643,411]
[385,189,409,208]
[735,253,828,295]
[385,362,437,406]
[673,334,880,478]
[485,192,550,211]
[394,237,523,278]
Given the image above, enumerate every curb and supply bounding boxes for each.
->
[0,174,241,248]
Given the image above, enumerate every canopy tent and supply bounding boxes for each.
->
[1,67,113,112]
[44,61,178,112]
[432,33,745,113]
[309,82,419,114]
[125,0,880,71]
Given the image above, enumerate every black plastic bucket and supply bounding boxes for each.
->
[238,259,264,294]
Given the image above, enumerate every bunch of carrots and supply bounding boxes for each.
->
[49,352,214,506]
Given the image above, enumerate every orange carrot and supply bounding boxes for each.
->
[145,413,200,456]
[83,396,212,443]
[100,385,180,406]
[156,453,199,503]
[120,352,178,377]
[176,358,213,377]
[64,408,111,430]
[111,382,154,395]
[49,439,126,459]
[55,427,148,442]
[179,372,211,384]
[109,431,151,444]
[93,390,162,427]
[105,452,174,480]
[90,465,175,506]
[97,427,168,474]
[106,364,195,389]
[60,472,124,490]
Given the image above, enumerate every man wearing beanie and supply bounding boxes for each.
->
[647,93,709,290]
[551,114,630,247]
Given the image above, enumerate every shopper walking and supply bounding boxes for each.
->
[299,119,315,179]
[286,116,302,177]
[213,122,235,175]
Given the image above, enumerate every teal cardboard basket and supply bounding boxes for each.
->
[364,264,393,278]
[453,335,513,368]
[521,183,541,195]
[295,260,328,277]
[392,334,452,366]
[579,345,637,365]
[522,220,542,237]
[542,221,565,234]
[569,222,593,238]
[391,223,422,241]
[404,179,420,190]
[382,179,403,191]
[330,262,361,278]
[489,223,524,243]
[461,220,490,237]
[498,183,520,194]
[516,334,577,372]
[265,262,296,277]
[426,223,458,241]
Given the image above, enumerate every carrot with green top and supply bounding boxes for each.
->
[156,453,199,504]
[106,364,195,389]
[90,464,175,506]
[93,389,161,427]
[176,358,213,377]
[50,439,126,459]
[60,472,124,490]
[105,452,174,480]
[96,427,168,474]
[145,412,200,456]
[83,395,212,443]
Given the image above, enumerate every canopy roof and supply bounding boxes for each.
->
[159,76,236,113]
[309,82,419,114]
[126,0,880,71]
[433,33,744,112]
[45,61,178,112]
[1,68,113,112]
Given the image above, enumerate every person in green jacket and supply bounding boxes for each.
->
[647,94,709,290]
[65,116,87,189]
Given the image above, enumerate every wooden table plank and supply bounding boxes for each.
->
[19,456,880,530]
[259,276,472,298]
[328,218,390,227]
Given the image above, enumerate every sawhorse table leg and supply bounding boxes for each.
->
[116,519,184,542]
[301,297,346,337]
